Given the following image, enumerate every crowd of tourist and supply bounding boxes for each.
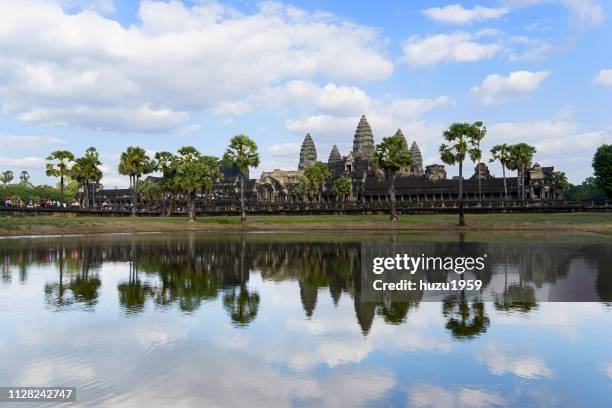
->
[2,197,78,209]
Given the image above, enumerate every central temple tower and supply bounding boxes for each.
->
[352,115,375,160]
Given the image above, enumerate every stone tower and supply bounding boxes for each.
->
[410,142,424,176]
[352,115,375,160]
[298,133,317,170]
[328,145,341,163]
[394,129,408,150]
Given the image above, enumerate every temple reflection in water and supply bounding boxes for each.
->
[1,233,611,339]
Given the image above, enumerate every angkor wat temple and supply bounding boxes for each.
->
[94,115,565,210]
[251,115,565,203]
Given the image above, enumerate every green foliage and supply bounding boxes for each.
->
[138,179,163,202]
[374,134,412,174]
[176,153,221,195]
[46,150,74,178]
[553,171,569,190]
[0,170,14,188]
[0,184,74,202]
[19,170,31,187]
[118,146,155,179]
[565,177,607,201]
[333,177,352,198]
[302,162,331,196]
[593,144,612,198]
[489,144,511,167]
[223,134,260,174]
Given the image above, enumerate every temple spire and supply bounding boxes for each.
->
[328,145,341,163]
[394,128,408,150]
[352,115,375,160]
[410,141,424,176]
[298,133,317,170]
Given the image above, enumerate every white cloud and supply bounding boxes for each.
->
[0,156,46,169]
[603,361,612,380]
[0,0,392,132]
[409,383,505,408]
[401,32,502,67]
[561,0,605,27]
[471,70,550,104]
[506,36,551,61]
[422,4,508,24]
[0,135,67,150]
[475,344,553,379]
[266,143,301,158]
[594,69,612,86]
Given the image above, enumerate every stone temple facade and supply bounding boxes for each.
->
[253,115,567,203]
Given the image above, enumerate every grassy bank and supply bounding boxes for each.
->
[0,212,611,236]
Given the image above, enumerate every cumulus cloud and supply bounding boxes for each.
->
[594,69,612,86]
[401,32,502,66]
[0,135,67,150]
[266,143,302,158]
[0,0,393,133]
[422,4,508,24]
[401,30,552,67]
[471,70,550,104]
[0,156,46,169]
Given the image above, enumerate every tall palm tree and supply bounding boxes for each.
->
[374,134,412,222]
[73,147,103,208]
[510,143,537,202]
[470,121,486,203]
[155,151,179,216]
[0,170,13,189]
[490,144,511,199]
[439,123,480,226]
[46,150,75,206]
[223,134,260,221]
[118,146,154,215]
[553,171,569,199]
[175,148,221,222]
[19,170,31,187]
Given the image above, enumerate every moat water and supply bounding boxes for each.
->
[1,232,611,407]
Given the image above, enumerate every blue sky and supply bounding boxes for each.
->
[0,0,610,187]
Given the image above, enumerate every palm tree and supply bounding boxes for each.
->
[118,146,155,215]
[374,134,412,222]
[46,150,75,206]
[470,121,486,203]
[19,170,31,187]
[0,170,13,189]
[510,143,537,202]
[155,151,179,216]
[490,144,511,199]
[72,147,102,208]
[175,148,221,222]
[303,162,332,203]
[223,134,260,221]
[553,171,569,199]
[439,123,480,226]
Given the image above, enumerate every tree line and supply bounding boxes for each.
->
[3,127,611,225]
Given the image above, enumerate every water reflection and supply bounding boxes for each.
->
[1,233,611,331]
[1,233,612,406]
